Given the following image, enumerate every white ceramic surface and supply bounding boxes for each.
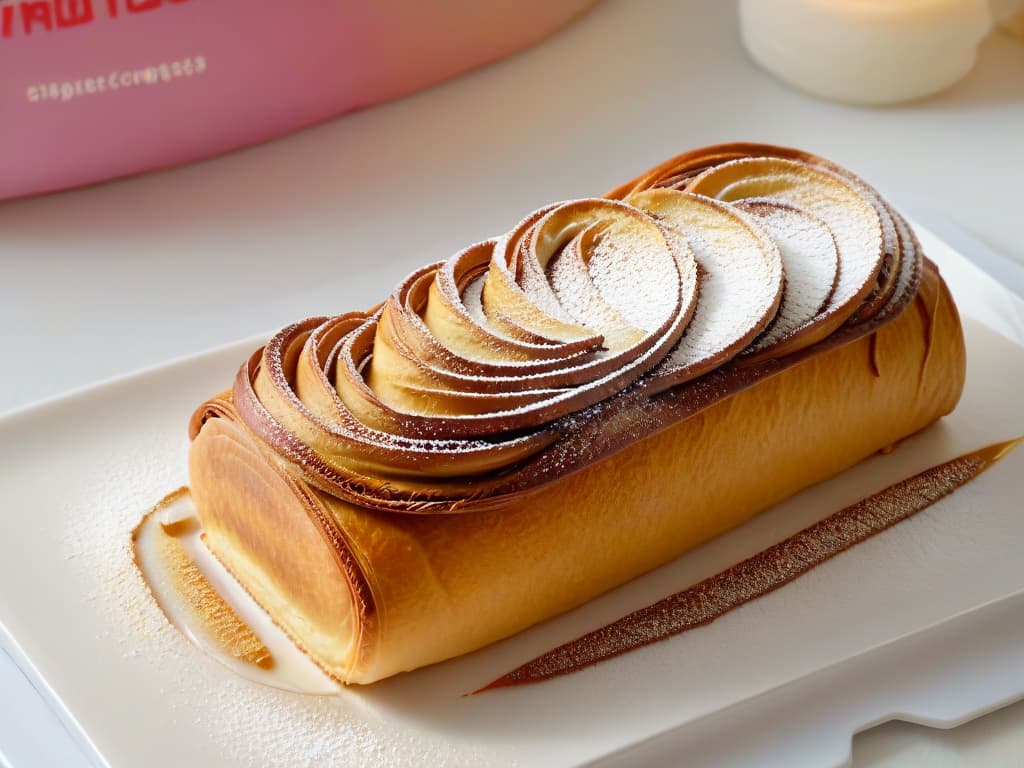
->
[1,226,1024,767]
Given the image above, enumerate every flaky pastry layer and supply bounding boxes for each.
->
[189,261,964,683]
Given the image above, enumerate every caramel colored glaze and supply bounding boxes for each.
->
[475,437,1022,693]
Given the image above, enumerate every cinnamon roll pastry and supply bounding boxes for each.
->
[188,144,965,683]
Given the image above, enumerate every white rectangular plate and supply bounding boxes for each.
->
[1,225,1023,768]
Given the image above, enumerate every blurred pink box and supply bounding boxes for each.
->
[0,0,593,200]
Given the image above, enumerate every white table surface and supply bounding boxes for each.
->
[1,1,1022,765]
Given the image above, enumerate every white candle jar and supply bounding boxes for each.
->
[739,0,996,105]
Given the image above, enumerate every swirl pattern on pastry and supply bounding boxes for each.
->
[193,144,922,513]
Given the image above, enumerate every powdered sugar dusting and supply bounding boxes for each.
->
[689,158,883,321]
[875,209,923,322]
[587,221,680,333]
[627,190,783,382]
[514,231,579,325]
[462,275,487,328]
[337,198,702,442]
[737,200,839,351]
[662,228,768,369]
[797,179,882,313]
[219,148,916,509]
[546,228,643,349]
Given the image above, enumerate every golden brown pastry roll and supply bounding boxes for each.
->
[187,144,965,684]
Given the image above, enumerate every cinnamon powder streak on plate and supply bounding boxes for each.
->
[474,437,1022,694]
